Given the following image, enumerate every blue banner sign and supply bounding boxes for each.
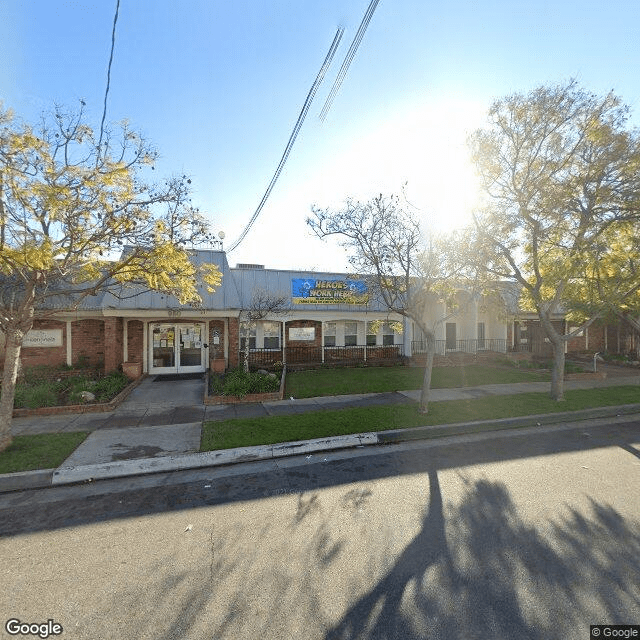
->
[291,278,368,304]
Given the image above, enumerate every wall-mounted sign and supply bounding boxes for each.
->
[291,278,368,305]
[289,327,315,341]
[23,329,63,348]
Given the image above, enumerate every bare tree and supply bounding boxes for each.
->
[240,289,290,372]
[308,193,480,413]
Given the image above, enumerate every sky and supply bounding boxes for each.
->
[2,0,640,273]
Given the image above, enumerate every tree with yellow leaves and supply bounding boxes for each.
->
[0,103,221,451]
[469,80,640,400]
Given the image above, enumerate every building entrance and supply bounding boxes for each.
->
[149,323,206,374]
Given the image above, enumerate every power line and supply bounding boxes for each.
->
[319,0,381,122]
[227,27,344,253]
[98,0,121,155]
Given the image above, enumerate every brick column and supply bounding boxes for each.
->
[103,317,123,373]
[228,317,240,368]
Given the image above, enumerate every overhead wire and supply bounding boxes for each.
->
[98,0,121,155]
[319,0,381,122]
[227,27,344,253]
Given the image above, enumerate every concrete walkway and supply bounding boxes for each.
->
[3,364,640,492]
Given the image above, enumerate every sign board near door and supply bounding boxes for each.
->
[289,327,315,341]
[24,329,63,347]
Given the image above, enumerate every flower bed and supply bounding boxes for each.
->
[205,367,285,405]
[9,368,143,417]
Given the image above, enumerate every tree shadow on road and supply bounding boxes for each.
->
[323,470,640,640]
[72,468,640,640]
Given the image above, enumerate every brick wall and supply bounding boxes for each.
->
[228,317,240,368]
[284,320,322,365]
[126,320,144,363]
[103,317,123,372]
[285,320,322,349]
[71,319,105,368]
[16,319,67,369]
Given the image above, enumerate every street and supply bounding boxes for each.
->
[1,420,639,640]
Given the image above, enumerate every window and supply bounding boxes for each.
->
[477,322,485,349]
[324,322,336,347]
[344,321,358,346]
[445,323,457,350]
[382,323,395,346]
[262,321,280,349]
[366,321,377,346]
[240,324,256,351]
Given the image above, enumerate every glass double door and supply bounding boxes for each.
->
[150,323,205,374]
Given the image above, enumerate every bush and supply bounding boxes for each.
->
[91,371,129,402]
[14,382,59,409]
[209,368,279,398]
[20,365,57,385]
[11,370,129,408]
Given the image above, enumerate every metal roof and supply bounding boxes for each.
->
[100,249,241,311]
[29,250,524,316]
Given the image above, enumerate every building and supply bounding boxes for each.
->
[5,250,525,376]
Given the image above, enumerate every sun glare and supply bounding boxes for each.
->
[301,98,485,233]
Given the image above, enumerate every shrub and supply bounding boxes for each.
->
[209,373,225,395]
[20,365,57,385]
[91,371,129,402]
[14,382,59,409]
[222,368,252,398]
[209,368,279,398]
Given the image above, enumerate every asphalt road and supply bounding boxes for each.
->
[1,420,639,640]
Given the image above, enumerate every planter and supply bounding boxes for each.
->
[204,367,286,405]
[564,371,607,380]
[210,358,226,373]
[13,375,145,417]
[122,361,143,380]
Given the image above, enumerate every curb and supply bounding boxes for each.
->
[2,403,640,494]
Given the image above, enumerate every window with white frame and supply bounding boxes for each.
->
[240,324,256,351]
[344,321,358,346]
[324,322,336,347]
[382,322,395,346]
[262,321,280,349]
[366,321,377,346]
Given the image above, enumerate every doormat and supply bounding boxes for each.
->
[153,373,205,382]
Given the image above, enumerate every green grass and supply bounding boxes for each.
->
[0,432,89,474]
[284,364,550,399]
[201,385,640,451]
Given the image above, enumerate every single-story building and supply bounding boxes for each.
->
[8,249,629,376]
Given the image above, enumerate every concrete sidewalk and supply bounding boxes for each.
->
[3,365,640,492]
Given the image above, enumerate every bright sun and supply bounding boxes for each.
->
[304,97,486,232]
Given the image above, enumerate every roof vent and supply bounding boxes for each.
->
[236,263,265,269]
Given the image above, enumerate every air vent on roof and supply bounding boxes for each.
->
[236,263,265,269]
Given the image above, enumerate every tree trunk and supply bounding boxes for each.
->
[550,341,566,401]
[0,327,24,452]
[241,325,251,373]
[419,341,435,414]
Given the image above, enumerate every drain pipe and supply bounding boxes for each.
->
[593,352,600,373]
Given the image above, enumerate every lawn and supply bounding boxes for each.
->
[284,364,550,399]
[0,432,89,474]
[201,384,640,451]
